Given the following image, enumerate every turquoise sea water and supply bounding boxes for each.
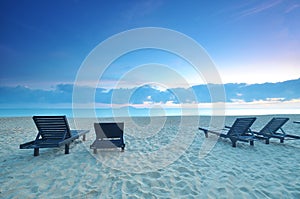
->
[1,107,297,118]
[0,108,202,118]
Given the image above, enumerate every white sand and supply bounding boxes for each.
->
[1,115,300,198]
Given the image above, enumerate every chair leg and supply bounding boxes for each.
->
[280,139,284,143]
[93,149,97,154]
[232,141,237,147]
[34,148,39,156]
[265,139,270,144]
[204,131,208,138]
[65,144,70,154]
[121,147,125,152]
[82,135,86,141]
[250,140,254,146]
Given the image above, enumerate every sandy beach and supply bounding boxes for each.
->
[1,115,300,198]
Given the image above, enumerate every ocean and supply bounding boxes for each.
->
[1,114,300,198]
[1,107,296,118]
[0,108,204,118]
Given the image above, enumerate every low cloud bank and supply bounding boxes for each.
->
[0,78,299,111]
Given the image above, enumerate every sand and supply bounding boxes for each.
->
[1,115,300,198]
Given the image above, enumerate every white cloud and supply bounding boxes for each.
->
[230,99,245,103]
[237,0,282,18]
[265,97,285,101]
[285,3,300,13]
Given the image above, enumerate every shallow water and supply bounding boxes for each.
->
[1,115,300,198]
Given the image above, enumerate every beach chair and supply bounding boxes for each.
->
[20,116,89,156]
[253,117,300,144]
[199,117,256,147]
[90,122,125,153]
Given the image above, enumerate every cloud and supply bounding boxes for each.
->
[237,0,282,18]
[0,78,299,108]
[285,3,300,13]
[121,0,164,22]
[265,97,285,102]
[223,99,300,115]
[230,99,245,103]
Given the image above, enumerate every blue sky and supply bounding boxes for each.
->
[1,0,300,88]
[0,0,300,112]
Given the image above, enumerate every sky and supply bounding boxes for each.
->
[0,0,300,111]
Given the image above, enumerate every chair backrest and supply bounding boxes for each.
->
[259,117,289,135]
[228,117,256,136]
[94,123,124,140]
[33,116,71,140]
